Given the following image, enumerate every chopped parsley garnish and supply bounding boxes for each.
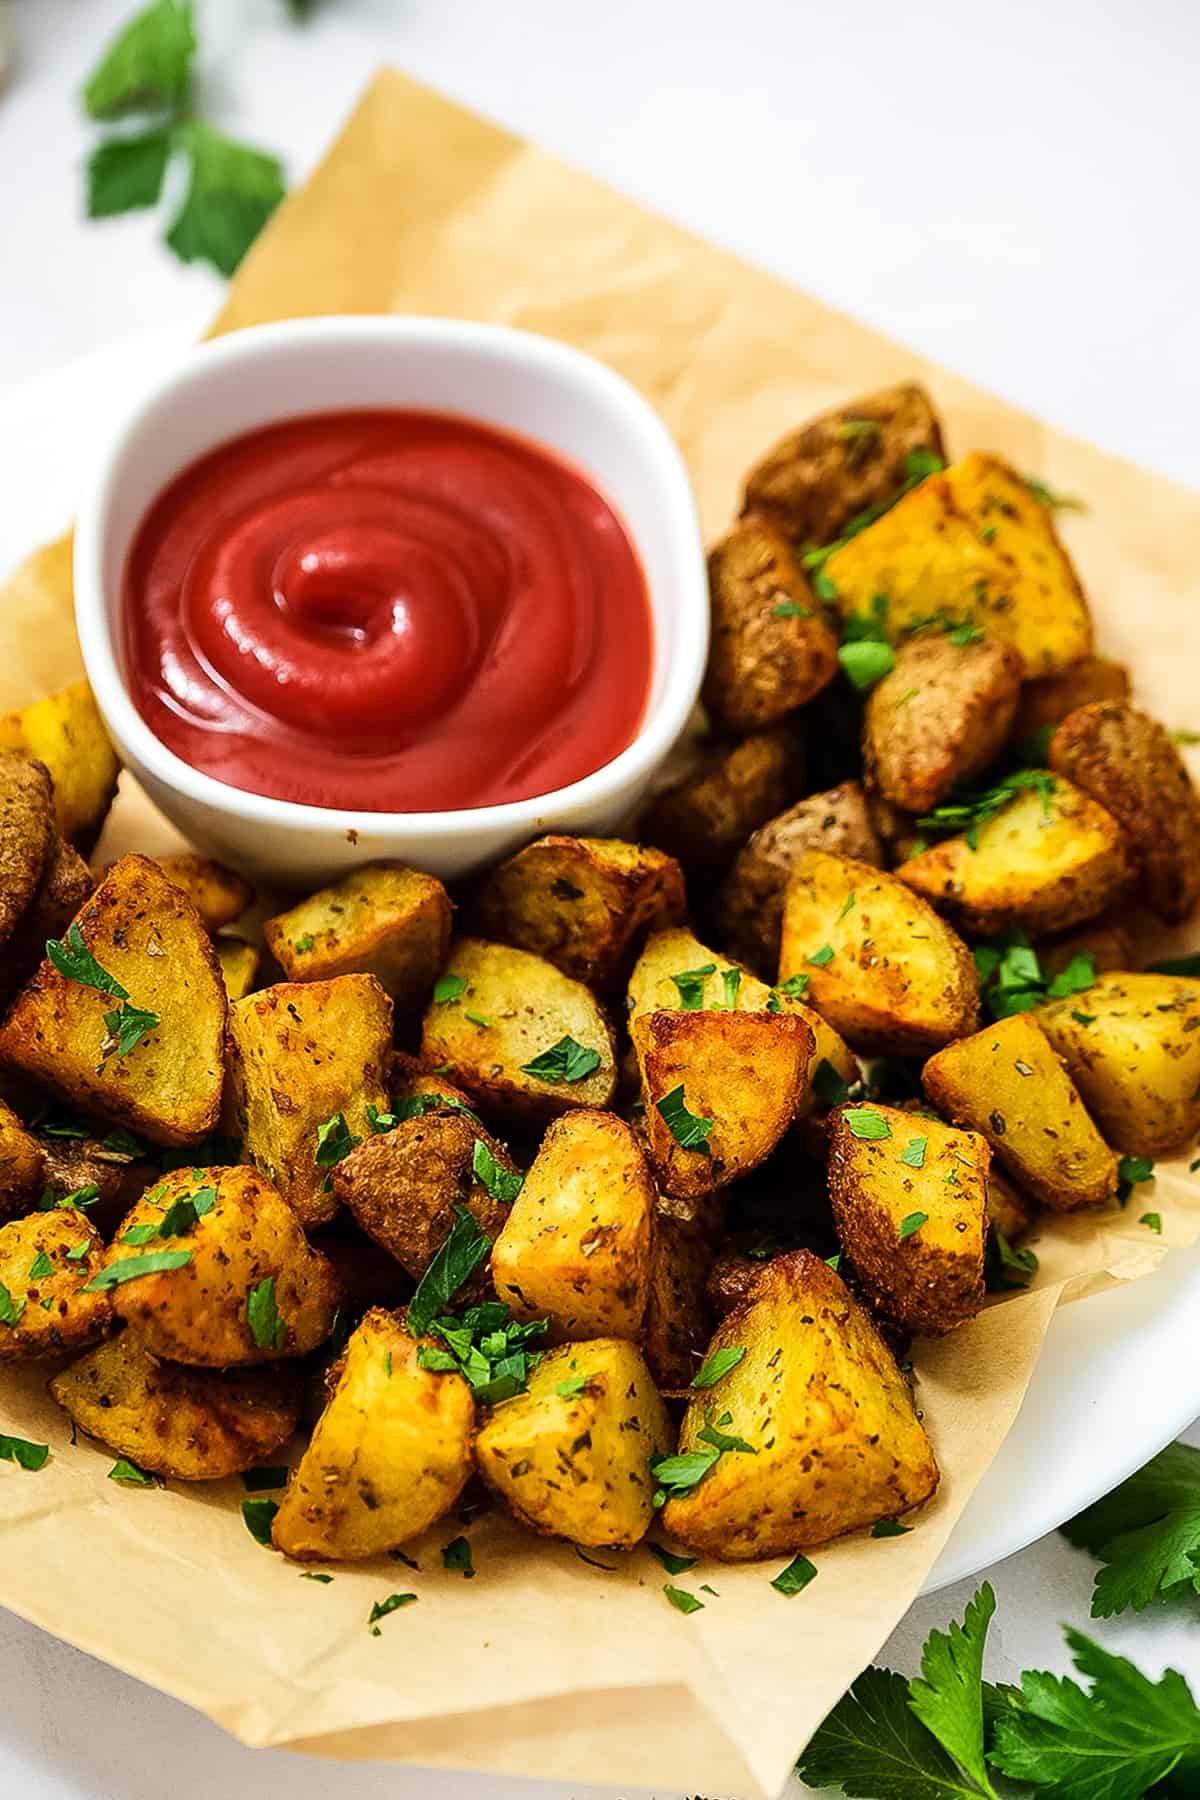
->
[975,930,1094,1022]
[771,1552,817,1596]
[871,1518,912,1537]
[417,1300,547,1406]
[294,933,315,952]
[463,1010,493,1028]
[691,1346,746,1389]
[1024,473,1087,512]
[771,599,812,619]
[1117,1155,1155,1205]
[102,1002,161,1059]
[45,921,161,1058]
[556,1375,588,1399]
[898,1211,928,1241]
[655,1085,714,1154]
[315,1112,359,1168]
[520,1035,601,1084]
[301,1571,333,1583]
[83,1248,192,1290]
[368,1592,418,1634]
[246,1275,287,1351]
[0,1283,25,1328]
[38,1182,101,1213]
[917,768,1055,849]
[813,1058,854,1107]
[808,944,835,967]
[442,1536,475,1578]
[697,1409,757,1456]
[899,1136,927,1170]
[471,1138,524,1204]
[123,1183,217,1244]
[802,452,944,583]
[392,1093,480,1125]
[720,967,743,1010]
[27,1250,53,1281]
[434,973,467,1005]
[241,1497,278,1546]
[985,1228,1040,1293]
[406,1207,494,1338]
[837,891,857,922]
[109,1457,156,1485]
[838,638,894,692]
[845,1106,891,1142]
[650,1446,721,1505]
[366,1102,398,1133]
[776,972,810,999]
[663,1584,704,1614]
[1140,1212,1163,1234]
[0,1434,48,1471]
[647,1542,697,1576]
[670,963,716,1009]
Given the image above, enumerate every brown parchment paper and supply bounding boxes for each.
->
[1,65,1200,1800]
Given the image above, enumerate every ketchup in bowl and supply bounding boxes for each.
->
[121,410,654,813]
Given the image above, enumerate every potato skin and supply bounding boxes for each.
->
[640,726,803,875]
[702,516,838,733]
[0,679,120,850]
[865,635,1023,815]
[1049,702,1200,923]
[0,833,95,1008]
[1038,973,1200,1156]
[640,1218,713,1391]
[1013,656,1130,740]
[0,1208,110,1360]
[0,751,53,948]
[264,862,452,1016]
[0,1098,45,1225]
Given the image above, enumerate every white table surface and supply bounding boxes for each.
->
[2,2,1199,1796]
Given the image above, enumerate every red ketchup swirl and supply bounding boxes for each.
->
[122,410,654,812]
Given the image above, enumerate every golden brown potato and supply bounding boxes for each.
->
[0,833,95,1007]
[717,783,883,975]
[825,454,1093,676]
[901,776,1130,938]
[50,1332,299,1480]
[224,975,393,1229]
[864,634,1024,814]
[263,862,452,1016]
[0,854,227,1147]
[471,835,685,993]
[922,1013,1117,1211]
[419,938,617,1128]
[0,679,120,849]
[492,1110,655,1341]
[152,854,253,933]
[661,1249,938,1558]
[215,936,260,1002]
[827,1103,989,1335]
[640,1218,713,1391]
[1049,702,1200,923]
[99,1164,340,1365]
[705,1242,768,1320]
[1039,917,1132,981]
[0,752,53,947]
[273,1309,474,1561]
[702,516,839,733]
[475,1338,671,1549]
[640,727,803,875]
[1014,656,1131,741]
[0,1208,110,1359]
[741,382,945,545]
[0,1099,45,1225]
[1038,972,1200,1156]
[779,850,979,1056]
[986,1168,1036,1241]
[36,1132,159,1242]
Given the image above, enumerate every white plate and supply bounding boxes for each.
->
[1,332,1197,1612]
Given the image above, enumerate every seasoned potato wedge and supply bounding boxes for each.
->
[215,936,261,1002]
[702,515,838,732]
[100,1164,340,1365]
[779,851,979,1055]
[0,752,53,947]
[640,1218,713,1391]
[901,776,1130,938]
[475,1338,670,1549]
[922,1013,1117,1211]
[273,1309,474,1561]
[0,833,94,1006]
[1014,656,1130,741]
[419,938,617,1127]
[1038,972,1200,1156]
[471,836,685,992]
[0,1209,109,1359]
[50,1332,299,1479]
[1049,702,1200,923]
[828,1103,989,1335]
[264,862,452,1015]
[661,1249,938,1558]
[0,854,227,1146]
[986,1168,1036,1242]
[741,382,945,544]
[153,854,253,933]
[492,1111,655,1341]
[224,975,392,1229]
[0,679,120,849]
[640,726,803,875]
[864,635,1023,814]
[1039,917,1132,981]
[0,1099,45,1225]
[825,454,1093,676]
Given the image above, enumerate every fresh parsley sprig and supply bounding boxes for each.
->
[1061,1440,1200,1618]
[917,769,1056,852]
[973,932,1095,1023]
[415,1299,548,1406]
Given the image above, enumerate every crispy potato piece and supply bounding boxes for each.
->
[717,783,883,975]
[779,851,979,1055]
[865,635,1023,814]
[50,1332,299,1479]
[1014,656,1131,741]
[661,1249,938,1558]
[0,1209,109,1359]
[152,854,253,933]
[825,454,1093,676]
[0,854,227,1146]
[102,1164,340,1364]
[0,752,53,947]
[640,1218,713,1391]
[471,836,686,992]
[1038,972,1200,1156]
[0,680,120,849]
[741,383,945,544]
[705,1243,768,1320]
[264,863,452,1016]
[987,1168,1036,1241]
[36,1133,159,1241]
[419,938,617,1128]
[901,776,1130,938]
[828,1103,988,1335]
[702,516,838,732]
[475,1338,671,1548]
[492,1111,655,1340]
[0,1100,45,1225]
[224,975,392,1229]
[0,834,94,1007]
[273,1309,473,1560]
[1049,702,1200,923]
[215,936,260,1002]
[640,727,803,875]
[1039,917,1132,981]
[922,1013,1117,1211]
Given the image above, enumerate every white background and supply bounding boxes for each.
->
[1,2,1199,1796]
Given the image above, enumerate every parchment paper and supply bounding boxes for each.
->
[1,66,1199,1800]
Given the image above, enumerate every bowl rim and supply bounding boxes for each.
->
[73,314,708,841]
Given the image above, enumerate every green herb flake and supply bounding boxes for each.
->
[164,120,286,280]
[899,1136,927,1170]
[301,1571,333,1583]
[83,1248,192,1291]
[899,1212,928,1241]
[670,963,716,1010]
[368,1592,418,1634]
[442,1536,475,1578]
[463,1010,493,1029]
[771,599,812,619]
[0,1435,49,1471]
[102,1001,161,1059]
[776,972,810,999]
[837,891,857,922]
[871,1518,912,1537]
[846,1107,891,1142]
[691,1346,746,1389]
[294,933,315,952]
[83,0,196,120]
[245,1275,287,1351]
[1140,1212,1163,1234]
[87,129,172,218]
[406,1205,493,1337]
[471,1138,524,1205]
[434,974,466,1005]
[808,943,835,967]
[520,1035,602,1084]
[720,967,743,1010]
[655,1085,714,1155]
[109,1457,156,1486]
[650,1446,721,1505]
[315,1112,359,1169]
[697,1408,757,1456]
[838,638,894,692]
[241,1497,278,1547]
[771,1552,818,1596]
[45,923,129,999]
[1117,1154,1155,1205]
[825,1252,841,1272]
[27,1250,54,1281]
[647,1542,697,1576]
[1024,473,1087,512]
[663,1583,704,1614]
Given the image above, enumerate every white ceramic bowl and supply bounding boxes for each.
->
[74,316,708,883]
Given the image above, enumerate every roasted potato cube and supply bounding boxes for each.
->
[152,854,253,933]
[779,851,979,1056]
[0,1099,45,1225]
[273,1309,474,1561]
[101,1164,340,1364]
[705,1243,768,1320]
[900,775,1130,938]
[922,1013,1117,1211]
[717,783,883,976]
[0,833,94,1007]
[471,835,685,992]
[828,1103,988,1335]
[1049,702,1200,923]
[741,383,945,544]
[0,853,227,1146]
[0,1209,109,1359]
[1038,917,1132,981]
[1038,972,1200,1156]
[0,752,53,947]
[50,1332,299,1480]
[640,1218,713,1390]
[492,1110,655,1340]
[825,454,1093,676]
[702,516,839,733]
[419,938,617,1128]
[36,1132,159,1241]
[661,1249,938,1558]
[864,634,1023,814]
[0,679,120,849]
[475,1338,671,1549]
[640,726,803,875]
[986,1168,1036,1241]
[263,862,452,1016]
[1014,656,1130,741]
[224,975,392,1229]
[215,936,260,1002]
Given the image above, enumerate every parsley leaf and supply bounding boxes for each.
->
[315,1112,359,1169]
[246,1275,287,1351]
[917,770,1056,848]
[691,1345,746,1389]
[407,1205,492,1337]
[697,1408,757,1456]
[900,1136,927,1169]
[83,0,196,119]
[417,1300,547,1405]
[1023,473,1087,513]
[899,1212,928,1240]
[442,1536,475,1578]
[809,944,836,967]
[86,129,172,217]
[671,963,716,1009]
[772,599,812,619]
[720,967,743,1010]
[1061,1441,1200,1617]
[908,1583,999,1797]
[45,922,128,998]
[0,1435,48,1471]
[392,1093,480,1125]
[102,1001,162,1059]
[872,1519,912,1537]
[520,1035,601,1084]
[109,1457,156,1486]
[166,121,286,279]
[647,1542,697,1576]
[241,1497,278,1547]
[839,639,894,691]
[814,1059,854,1107]
[368,1592,418,1634]
[845,1106,891,1142]
[663,1584,704,1614]
[556,1375,588,1399]
[27,1250,53,1282]
[1118,1155,1155,1204]
[650,1446,721,1503]
[471,1138,524,1204]
[83,1248,192,1290]
[434,973,466,1005]
[799,1664,981,1797]
[1141,1211,1163,1233]
[124,1183,217,1244]
[655,1085,714,1154]
[777,972,811,999]
[771,1552,817,1596]
[985,1229,1039,1293]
